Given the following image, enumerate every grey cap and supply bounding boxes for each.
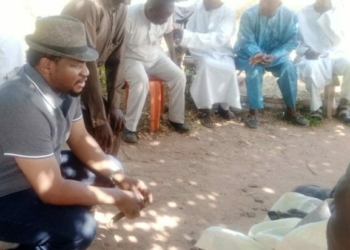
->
[25,15,99,62]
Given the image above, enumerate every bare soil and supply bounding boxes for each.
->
[1,78,348,250]
[89,112,350,250]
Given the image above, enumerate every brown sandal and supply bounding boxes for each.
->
[198,109,215,128]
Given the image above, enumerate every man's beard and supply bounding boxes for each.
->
[69,90,82,97]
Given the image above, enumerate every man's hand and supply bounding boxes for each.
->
[249,53,265,66]
[113,174,153,207]
[116,189,146,219]
[173,28,184,46]
[108,108,125,133]
[261,54,275,66]
[94,123,113,153]
[305,49,320,60]
[173,28,184,41]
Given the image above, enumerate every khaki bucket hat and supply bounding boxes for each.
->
[25,15,98,62]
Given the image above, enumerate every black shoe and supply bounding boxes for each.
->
[337,108,350,125]
[284,112,310,127]
[122,128,138,143]
[169,120,190,133]
[245,114,259,129]
[217,105,235,120]
[309,109,324,121]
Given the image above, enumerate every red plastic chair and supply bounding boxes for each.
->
[125,76,164,132]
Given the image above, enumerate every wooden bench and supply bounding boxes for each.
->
[183,55,341,118]
[323,75,340,118]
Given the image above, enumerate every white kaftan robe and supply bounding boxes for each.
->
[180,3,241,110]
[0,2,25,85]
[196,192,331,250]
[296,4,350,111]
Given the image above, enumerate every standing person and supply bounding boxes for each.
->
[0,33,24,85]
[173,0,241,128]
[0,16,152,249]
[62,0,128,155]
[174,0,199,27]
[234,0,309,129]
[0,0,25,85]
[123,0,189,143]
[296,0,350,123]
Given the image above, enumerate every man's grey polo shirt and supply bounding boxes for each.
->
[0,64,82,198]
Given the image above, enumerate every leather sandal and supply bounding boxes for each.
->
[198,109,215,128]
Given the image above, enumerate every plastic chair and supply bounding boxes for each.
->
[125,76,164,132]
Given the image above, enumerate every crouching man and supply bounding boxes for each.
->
[0,16,152,250]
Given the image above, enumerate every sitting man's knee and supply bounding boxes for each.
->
[281,60,296,71]
[179,71,187,87]
[127,69,149,87]
[131,76,149,93]
[245,65,264,78]
[59,209,97,250]
[279,61,297,77]
[168,66,187,88]
[78,214,96,249]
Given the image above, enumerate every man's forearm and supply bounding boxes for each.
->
[68,119,122,177]
[105,66,124,110]
[41,179,123,206]
[83,61,108,127]
[105,28,126,110]
[164,32,177,62]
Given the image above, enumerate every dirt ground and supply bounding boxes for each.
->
[87,110,350,250]
[1,79,348,250]
[86,76,349,250]
[1,105,349,250]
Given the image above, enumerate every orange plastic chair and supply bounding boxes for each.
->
[125,76,164,132]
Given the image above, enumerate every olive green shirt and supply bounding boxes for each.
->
[62,0,127,128]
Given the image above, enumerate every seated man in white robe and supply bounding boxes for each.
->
[173,0,241,128]
[296,0,350,123]
[195,162,350,250]
[0,2,25,85]
[123,0,189,143]
[196,191,332,250]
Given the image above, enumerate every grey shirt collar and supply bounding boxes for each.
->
[23,64,64,109]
